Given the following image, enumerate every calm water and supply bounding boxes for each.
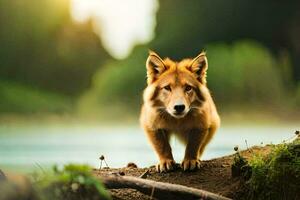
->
[0,124,298,173]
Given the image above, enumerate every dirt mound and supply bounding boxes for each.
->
[93,146,270,199]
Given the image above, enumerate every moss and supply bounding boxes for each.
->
[34,164,111,200]
[236,138,300,200]
[231,151,252,180]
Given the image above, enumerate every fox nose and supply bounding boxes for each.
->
[174,104,185,113]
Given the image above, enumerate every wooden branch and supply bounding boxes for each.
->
[100,175,231,200]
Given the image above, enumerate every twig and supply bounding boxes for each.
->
[139,169,150,179]
[99,155,109,169]
[150,185,155,200]
[245,140,253,153]
[35,162,46,175]
[104,159,109,168]
[99,175,231,200]
[282,130,299,143]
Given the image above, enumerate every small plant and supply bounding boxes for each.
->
[243,138,300,200]
[35,164,111,200]
[99,155,109,169]
[231,145,251,179]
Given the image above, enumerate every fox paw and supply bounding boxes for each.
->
[181,159,200,171]
[156,159,176,173]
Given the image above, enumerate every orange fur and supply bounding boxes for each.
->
[140,51,220,172]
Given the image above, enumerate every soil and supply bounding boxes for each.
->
[93,145,271,200]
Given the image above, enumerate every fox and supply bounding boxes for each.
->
[140,51,220,172]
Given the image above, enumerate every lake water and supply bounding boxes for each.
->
[0,124,298,173]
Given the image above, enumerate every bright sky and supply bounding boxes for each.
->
[71,0,158,59]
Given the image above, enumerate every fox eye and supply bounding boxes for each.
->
[185,85,192,92]
[163,85,171,91]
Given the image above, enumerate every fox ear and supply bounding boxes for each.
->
[146,51,166,84]
[189,52,208,83]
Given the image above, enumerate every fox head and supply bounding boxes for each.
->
[144,51,209,119]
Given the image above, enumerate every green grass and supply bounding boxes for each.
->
[234,137,300,200]
[0,80,71,114]
[33,164,111,200]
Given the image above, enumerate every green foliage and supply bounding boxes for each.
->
[232,152,251,179]
[295,84,300,109]
[0,0,110,96]
[206,40,287,108]
[77,41,292,118]
[0,80,71,113]
[77,46,148,118]
[35,164,111,200]
[1,0,299,116]
[152,0,300,80]
[244,139,300,200]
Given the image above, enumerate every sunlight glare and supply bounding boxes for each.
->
[71,0,158,59]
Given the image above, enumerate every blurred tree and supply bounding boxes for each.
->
[206,41,286,107]
[80,0,300,118]
[77,46,148,118]
[1,0,299,116]
[79,41,291,117]
[150,0,300,82]
[0,0,110,96]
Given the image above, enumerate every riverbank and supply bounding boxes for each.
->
[1,136,299,200]
[93,145,272,199]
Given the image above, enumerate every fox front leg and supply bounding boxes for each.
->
[145,129,175,172]
[182,128,207,171]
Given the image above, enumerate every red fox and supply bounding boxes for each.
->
[140,51,220,172]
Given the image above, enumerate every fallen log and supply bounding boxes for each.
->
[100,175,231,200]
